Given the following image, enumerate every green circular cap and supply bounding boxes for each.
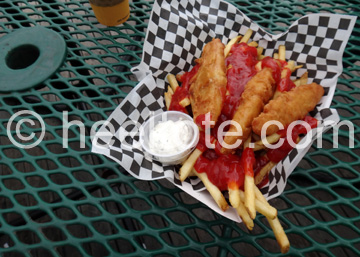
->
[0,26,67,92]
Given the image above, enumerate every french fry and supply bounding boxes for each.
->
[240,29,253,43]
[254,187,290,253]
[239,190,277,220]
[243,135,251,149]
[257,46,264,58]
[252,133,281,151]
[248,41,258,48]
[179,148,203,181]
[167,74,179,92]
[228,182,241,208]
[192,168,229,211]
[293,72,308,87]
[254,186,273,210]
[187,168,196,177]
[293,80,301,88]
[255,199,277,220]
[255,60,262,71]
[255,161,276,185]
[295,64,303,70]
[267,217,290,254]
[278,45,286,61]
[164,86,174,110]
[179,97,191,107]
[243,141,256,219]
[236,199,254,230]
[299,72,308,85]
[286,60,295,72]
[224,35,242,57]
[244,174,256,219]
[273,51,296,99]
[167,85,174,95]
[258,55,266,60]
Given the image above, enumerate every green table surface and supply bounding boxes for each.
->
[0,0,359,256]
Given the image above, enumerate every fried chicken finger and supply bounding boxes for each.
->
[189,38,227,128]
[252,82,324,136]
[220,68,276,154]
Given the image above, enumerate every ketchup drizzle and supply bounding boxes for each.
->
[261,57,281,84]
[223,43,258,119]
[169,64,200,113]
[194,151,244,191]
[278,68,296,92]
[267,116,318,163]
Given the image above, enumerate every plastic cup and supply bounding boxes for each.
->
[139,111,199,165]
[89,0,130,26]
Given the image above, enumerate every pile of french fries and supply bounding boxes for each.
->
[164,29,313,254]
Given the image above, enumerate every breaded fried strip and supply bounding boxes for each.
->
[189,38,227,127]
[220,68,276,154]
[252,83,324,136]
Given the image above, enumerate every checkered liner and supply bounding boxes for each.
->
[92,0,356,222]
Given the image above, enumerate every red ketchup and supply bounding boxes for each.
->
[194,150,245,191]
[196,131,216,152]
[261,56,281,85]
[195,113,212,131]
[278,68,296,92]
[262,56,298,93]
[267,116,318,163]
[262,57,296,92]
[168,87,188,113]
[253,155,270,187]
[193,146,259,191]
[223,43,258,119]
[169,64,200,113]
[242,147,255,177]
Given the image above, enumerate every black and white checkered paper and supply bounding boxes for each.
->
[92,0,356,222]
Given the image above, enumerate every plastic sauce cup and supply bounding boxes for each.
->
[139,111,199,165]
[89,0,130,26]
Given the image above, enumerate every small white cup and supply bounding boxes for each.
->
[139,111,199,165]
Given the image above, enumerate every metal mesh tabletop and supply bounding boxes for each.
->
[0,0,359,256]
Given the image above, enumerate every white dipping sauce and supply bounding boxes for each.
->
[148,120,193,154]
